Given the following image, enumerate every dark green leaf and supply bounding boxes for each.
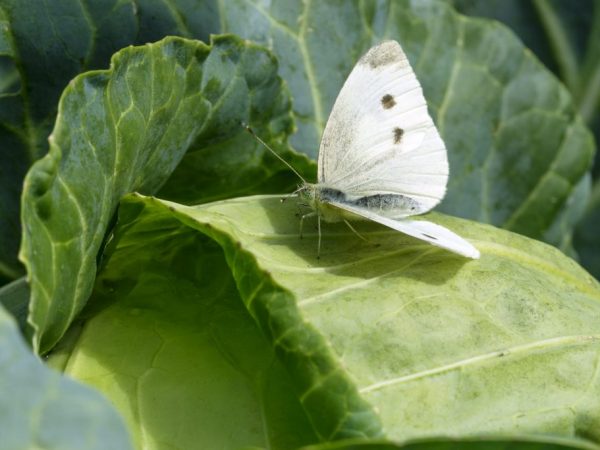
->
[20,35,300,353]
[133,0,217,43]
[0,0,138,282]
[450,0,594,84]
[0,276,30,335]
[574,181,600,277]
[449,0,600,279]
[542,173,591,257]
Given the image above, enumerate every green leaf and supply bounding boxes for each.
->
[574,182,600,278]
[54,194,600,446]
[301,436,600,450]
[0,0,138,282]
[156,37,314,204]
[542,173,591,257]
[0,1,312,285]
[450,0,594,88]
[0,276,31,335]
[48,197,321,449]
[20,34,301,354]
[451,0,600,123]
[133,0,215,43]
[449,1,600,279]
[211,0,594,244]
[0,303,132,450]
[0,4,27,284]
[450,0,559,74]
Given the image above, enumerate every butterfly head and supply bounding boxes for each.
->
[296,183,352,223]
[297,183,319,208]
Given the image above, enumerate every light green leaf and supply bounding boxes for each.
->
[48,197,320,449]
[20,34,301,354]
[0,303,132,450]
[302,435,600,450]
[55,194,600,447]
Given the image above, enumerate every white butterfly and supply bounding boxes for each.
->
[295,40,480,259]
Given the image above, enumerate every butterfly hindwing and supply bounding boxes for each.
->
[318,41,448,215]
[329,200,480,259]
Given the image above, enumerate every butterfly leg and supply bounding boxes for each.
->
[343,220,379,247]
[295,202,310,220]
[299,211,317,239]
[317,214,322,259]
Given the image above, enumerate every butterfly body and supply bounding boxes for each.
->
[299,184,422,222]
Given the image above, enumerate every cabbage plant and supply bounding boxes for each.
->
[1,1,600,449]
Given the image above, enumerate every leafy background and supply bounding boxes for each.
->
[451,0,600,286]
[1,0,600,287]
[1,0,600,449]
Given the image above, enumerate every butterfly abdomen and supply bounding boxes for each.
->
[349,193,420,216]
[313,185,421,221]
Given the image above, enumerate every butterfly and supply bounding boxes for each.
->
[295,40,479,259]
[247,40,479,259]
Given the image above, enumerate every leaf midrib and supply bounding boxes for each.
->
[359,333,600,394]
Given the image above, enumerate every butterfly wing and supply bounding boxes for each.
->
[318,40,448,215]
[329,201,480,259]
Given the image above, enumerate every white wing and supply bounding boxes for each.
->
[318,40,448,215]
[330,201,480,259]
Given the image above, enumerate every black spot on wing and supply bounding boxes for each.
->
[393,127,404,144]
[381,94,396,109]
[422,233,438,241]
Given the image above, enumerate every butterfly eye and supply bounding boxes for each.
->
[381,94,396,109]
[393,127,404,144]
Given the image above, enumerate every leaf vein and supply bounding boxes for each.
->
[360,334,600,394]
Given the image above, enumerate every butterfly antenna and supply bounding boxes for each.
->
[244,125,307,184]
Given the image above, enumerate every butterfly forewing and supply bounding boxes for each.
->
[318,41,448,215]
[308,40,478,259]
